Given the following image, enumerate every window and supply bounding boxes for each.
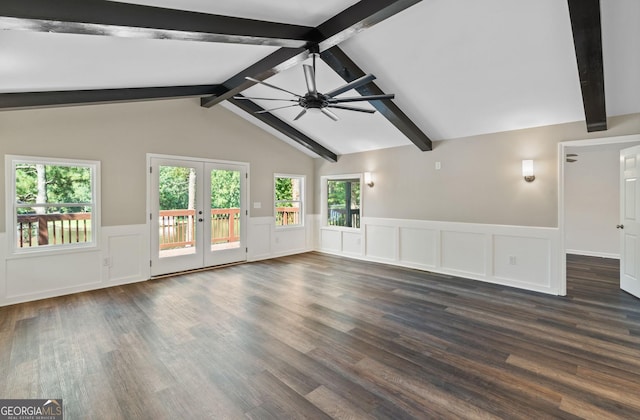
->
[7,155,100,252]
[274,174,304,227]
[324,175,361,229]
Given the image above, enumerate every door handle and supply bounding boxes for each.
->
[198,218,203,222]
[617,224,624,229]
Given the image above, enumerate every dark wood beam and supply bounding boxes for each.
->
[315,0,422,51]
[0,0,312,48]
[0,85,220,110]
[228,95,338,162]
[567,0,607,132]
[320,46,432,151]
[201,48,310,108]
[201,0,422,108]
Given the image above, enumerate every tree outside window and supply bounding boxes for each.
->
[326,178,360,228]
[10,156,99,251]
[275,175,304,227]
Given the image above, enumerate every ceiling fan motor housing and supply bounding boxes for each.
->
[300,93,330,109]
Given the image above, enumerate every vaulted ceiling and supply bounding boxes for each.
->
[1,0,638,161]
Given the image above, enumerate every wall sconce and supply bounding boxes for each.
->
[364,172,374,187]
[522,160,535,182]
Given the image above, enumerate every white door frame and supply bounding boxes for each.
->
[558,134,640,296]
[146,153,250,276]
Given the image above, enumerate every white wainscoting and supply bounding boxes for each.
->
[0,217,314,307]
[0,225,149,307]
[318,217,561,295]
[248,216,315,261]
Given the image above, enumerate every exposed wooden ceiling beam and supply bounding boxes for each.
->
[320,46,432,151]
[0,85,220,110]
[201,48,309,108]
[201,0,423,108]
[315,0,422,51]
[0,0,312,48]
[228,95,338,162]
[567,0,607,132]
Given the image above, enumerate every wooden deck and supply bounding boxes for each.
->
[1,253,639,419]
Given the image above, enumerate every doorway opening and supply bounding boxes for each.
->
[559,134,640,297]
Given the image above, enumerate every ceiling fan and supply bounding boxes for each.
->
[233,54,395,121]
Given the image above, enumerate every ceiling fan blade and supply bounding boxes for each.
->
[321,108,339,121]
[303,64,317,94]
[329,94,395,104]
[293,109,307,121]
[233,96,298,102]
[255,104,299,114]
[325,74,376,97]
[245,76,302,98]
[327,104,376,114]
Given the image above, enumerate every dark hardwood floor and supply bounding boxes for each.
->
[1,252,639,419]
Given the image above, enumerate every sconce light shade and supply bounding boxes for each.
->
[364,172,374,187]
[522,160,535,182]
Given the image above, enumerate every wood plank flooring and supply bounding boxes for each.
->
[1,252,639,419]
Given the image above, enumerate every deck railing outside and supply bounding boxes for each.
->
[17,207,303,249]
[275,206,300,226]
[328,207,360,228]
[159,208,241,250]
[16,213,92,248]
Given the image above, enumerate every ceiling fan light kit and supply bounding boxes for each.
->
[234,52,395,121]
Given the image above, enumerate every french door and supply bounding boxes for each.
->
[149,156,247,277]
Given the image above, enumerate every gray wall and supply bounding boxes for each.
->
[316,113,640,227]
[0,98,315,230]
[564,146,619,255]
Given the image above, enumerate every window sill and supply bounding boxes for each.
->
[275,225,305,231]
[7,243,100,260]
[320,225,361,232]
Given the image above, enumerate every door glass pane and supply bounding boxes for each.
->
[211,169,241,250]
[158,165,197,258]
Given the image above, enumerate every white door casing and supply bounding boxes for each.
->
[149,155,248,277]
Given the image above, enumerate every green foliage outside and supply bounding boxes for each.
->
[158,166,240,210]
[15,164,92,214]
[327,179,360,209]
[275,177,293,203]
[159,166,193,210]
[211,170,240,209]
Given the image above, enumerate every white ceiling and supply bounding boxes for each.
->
[1,0,638,157]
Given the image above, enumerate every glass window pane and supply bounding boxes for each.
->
[210,169,241,250]
[14,160,96,250]
[158,165,198,256]
[275,176,303,227]
[327,179,360,228]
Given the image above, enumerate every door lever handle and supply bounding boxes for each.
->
[617,224,624,229]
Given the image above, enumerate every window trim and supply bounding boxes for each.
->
[321,173,363,231]
[274,173,305,229]
[6,155,101,255]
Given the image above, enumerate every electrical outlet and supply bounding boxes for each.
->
[508,256,517,265]
[103,257,111,267]
[435,161,441,170]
